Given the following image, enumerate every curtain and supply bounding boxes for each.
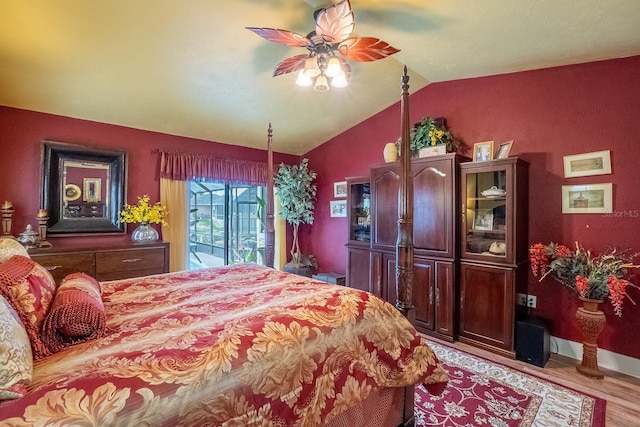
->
[160,178,189,272]
[160,151,267,185]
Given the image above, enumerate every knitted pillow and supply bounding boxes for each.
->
[0,255,56,359]
[0,294,33,400]
[41,273,108,353]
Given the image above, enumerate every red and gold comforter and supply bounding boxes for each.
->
[1,264,447,426]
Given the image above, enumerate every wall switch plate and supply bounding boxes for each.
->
[516,293,537,308]
[527,295,537,308]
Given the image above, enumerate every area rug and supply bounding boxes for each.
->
[416,341,606,426]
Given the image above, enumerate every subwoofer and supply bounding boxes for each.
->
[516,317,550,367]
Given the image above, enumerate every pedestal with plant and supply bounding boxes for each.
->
[119,195,168,243]
[274,158,317,276]
[529,241,639,378]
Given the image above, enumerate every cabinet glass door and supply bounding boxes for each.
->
[349,182,370,243]
[463,169,508,259]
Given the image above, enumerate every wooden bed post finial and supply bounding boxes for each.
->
[266,123,275,268]
[396,65,415,321]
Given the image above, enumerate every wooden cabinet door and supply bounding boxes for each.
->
[383,254,435,332]
[346,245,371,293]
[459,262,515,355]
[435,261,456,337]
[370,165,399,252]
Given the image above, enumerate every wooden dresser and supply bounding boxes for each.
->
[29,242,170,283]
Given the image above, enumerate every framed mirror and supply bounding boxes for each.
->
[41,141,127,235]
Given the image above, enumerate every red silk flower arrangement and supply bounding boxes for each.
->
[529,242,639,317]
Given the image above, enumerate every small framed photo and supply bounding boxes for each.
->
[330,200,347,217]
[473,141,494,162]
[83,178,102,202]
[562,183,612,214]
[563,150,612,178]
[495,140,513,159]
[333,181,347,198]
[473,209,494,230]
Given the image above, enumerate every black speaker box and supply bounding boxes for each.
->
[516,317,550,367]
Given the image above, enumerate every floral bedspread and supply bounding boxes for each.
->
[1,264,448,426]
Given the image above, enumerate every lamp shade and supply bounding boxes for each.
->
[331,71,348,88]
[296,70,313,87]
[325,56,342,78]
[314,75,329,92]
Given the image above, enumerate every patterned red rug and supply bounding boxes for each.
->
[416,341,606,426]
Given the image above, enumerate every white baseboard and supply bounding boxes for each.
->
[552,336,640,379]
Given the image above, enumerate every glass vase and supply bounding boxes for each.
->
[131,222,159,243]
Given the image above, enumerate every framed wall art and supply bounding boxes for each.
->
[333,181,347,198]
[495,140,513,159]
[563,150,612,178]
[83,178,102,203]
[473,141,494,162]
[330,200,347,217]
[561,183,612,214]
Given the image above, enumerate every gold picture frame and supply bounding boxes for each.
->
[495,140,513,159]
[473,141,494,162]
[330,200,347,217]
[562,183,612,214]
[83,178,102,203]
[563,150,612,178]
[333,181,347,198]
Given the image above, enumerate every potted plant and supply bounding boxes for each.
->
[273,158,317,276]
[410,117,460,157]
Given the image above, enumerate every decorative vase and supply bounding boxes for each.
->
[383,142,398,162]
[575,297,606,379]
[131,222,159,243]
[418,145,447,157]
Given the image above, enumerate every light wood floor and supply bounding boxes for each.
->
[423,336,640,425]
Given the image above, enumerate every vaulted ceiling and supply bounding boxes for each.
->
[2,1,640,155]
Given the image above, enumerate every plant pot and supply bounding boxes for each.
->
[575,297,606,379]
[418,145,447,157]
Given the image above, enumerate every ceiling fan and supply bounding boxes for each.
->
[246,0,400,91]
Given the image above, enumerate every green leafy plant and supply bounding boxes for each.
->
[410,117,459,152]
[273,158,317,266]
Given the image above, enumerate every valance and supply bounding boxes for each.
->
[159,151,267,185]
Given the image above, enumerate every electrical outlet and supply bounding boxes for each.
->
[516,293,527,306]
[527,295,537,308]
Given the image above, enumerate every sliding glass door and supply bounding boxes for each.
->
[189,181,266,269]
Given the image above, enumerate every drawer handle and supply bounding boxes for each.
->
[45,265,62,271]
[122,258,142,263]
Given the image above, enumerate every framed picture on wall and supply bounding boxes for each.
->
[562,183,612,214]
[330,200,347,217]
[563,150,612,178]
[83,178,102,202]
[334,181,347,198]
[473,141,494,162]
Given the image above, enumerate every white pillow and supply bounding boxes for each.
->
[0,238,29,262]
[0,294,33,400]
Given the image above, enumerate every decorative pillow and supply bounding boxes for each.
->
[41,273,108,353]
[0,294,33,400]
[0,238,29,262]
[0,255,56,359]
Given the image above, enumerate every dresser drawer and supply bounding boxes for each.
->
[30,253,95,283]
[95,246,166,280]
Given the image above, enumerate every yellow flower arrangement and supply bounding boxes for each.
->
[119,195,168,225]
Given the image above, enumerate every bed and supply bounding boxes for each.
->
[0,68,447,426]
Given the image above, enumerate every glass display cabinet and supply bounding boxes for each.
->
[458,157,529,356]
[345,177,372,294]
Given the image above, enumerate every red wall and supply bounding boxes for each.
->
[0,107,297,246]
[304,56,640,359]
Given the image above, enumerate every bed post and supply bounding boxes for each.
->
[397,66,416,426]
[265,123,275,269]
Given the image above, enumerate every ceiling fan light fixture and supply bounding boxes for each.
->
[303,57,321,77]
[325,56,342,78]
[296,70,313,87]
[314,74,330,92]
[331,71,348,88]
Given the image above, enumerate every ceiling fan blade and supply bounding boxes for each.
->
[338,37,400,62]
[273,54,308,76]
[315,0,354,44]
[246,27,310,48]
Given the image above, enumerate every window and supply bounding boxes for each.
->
[189,181,266,269]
